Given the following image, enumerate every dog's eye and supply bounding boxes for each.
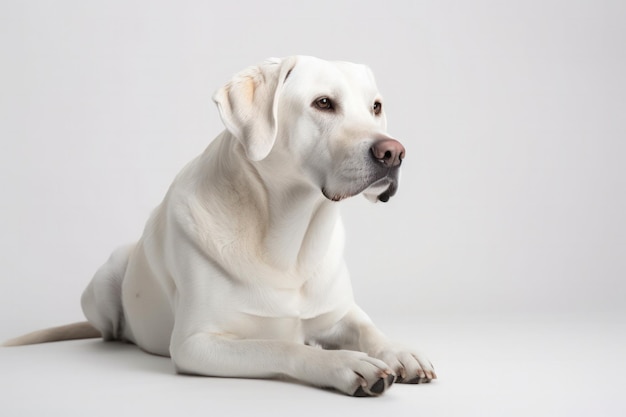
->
[373,101,382,116]
[314,97,334,111]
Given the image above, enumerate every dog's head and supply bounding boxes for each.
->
[213,56,405,203]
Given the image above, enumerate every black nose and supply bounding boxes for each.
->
[370,138,405,168]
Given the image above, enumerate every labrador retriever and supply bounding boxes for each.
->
[4,56,436,397]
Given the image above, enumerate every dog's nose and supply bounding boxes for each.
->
[370,139,405,168]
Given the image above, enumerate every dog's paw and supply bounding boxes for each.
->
[307,350,395,397]
[374,348,437,384]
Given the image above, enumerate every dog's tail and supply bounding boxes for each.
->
[2,321,101,347]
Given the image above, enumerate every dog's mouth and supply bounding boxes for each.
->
[322,171,400,203]
[363,176,398,203]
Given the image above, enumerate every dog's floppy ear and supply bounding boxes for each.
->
[212,56,298,161]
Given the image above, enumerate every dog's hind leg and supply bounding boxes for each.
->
[81,244,134,341]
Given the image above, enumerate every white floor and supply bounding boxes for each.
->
[1,313,625,417]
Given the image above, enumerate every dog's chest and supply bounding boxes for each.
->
[239,285,310,319]
[222,277,347,342]
[221,287,303,341]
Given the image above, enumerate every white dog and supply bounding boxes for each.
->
[5,56,436,397]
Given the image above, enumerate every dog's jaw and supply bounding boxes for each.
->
[322,171,400,203]
[363,176,399,203]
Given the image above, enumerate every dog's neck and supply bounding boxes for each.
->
[254,149,344,272]
[199,133,345,274]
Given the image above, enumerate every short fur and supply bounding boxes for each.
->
[5,56,435,397]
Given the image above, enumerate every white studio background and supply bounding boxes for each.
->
[1,0,625,336]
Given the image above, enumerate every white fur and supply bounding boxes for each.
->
[80,56,435,396]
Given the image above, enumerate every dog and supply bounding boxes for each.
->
[4,56,436,397]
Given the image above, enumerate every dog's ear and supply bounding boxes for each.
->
[212,56,298,161]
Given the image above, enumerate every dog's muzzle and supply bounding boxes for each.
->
[321,138,405,203]
[364,138,404,202]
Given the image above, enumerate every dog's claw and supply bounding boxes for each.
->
[353,375,393,397]
[353,386,371,397]
[406,376,422,384]
[370,378,385,394]
[405,375,433,384]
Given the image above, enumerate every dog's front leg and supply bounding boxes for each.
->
[314,306,437,384]
[169,320,395,397]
